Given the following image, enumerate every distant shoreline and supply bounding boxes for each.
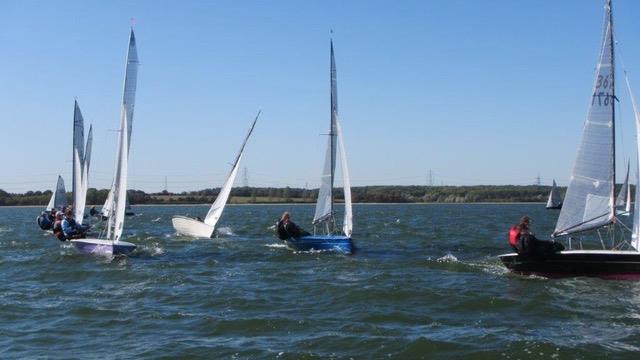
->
[1,202,549,208]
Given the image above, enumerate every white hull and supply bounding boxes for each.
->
[70,238,136,256]
[172,216,215,238]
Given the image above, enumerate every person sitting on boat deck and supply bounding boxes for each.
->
[508,216,563,257]
[276,212,310,240]
[89,206,98,217]
[53,212,66,241]
[61,208,88,240]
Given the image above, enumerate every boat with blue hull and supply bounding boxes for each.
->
[284,37,354,254]
[286,235,353,254]
[71,239,137,256]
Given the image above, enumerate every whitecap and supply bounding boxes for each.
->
[217,226,235,236]
[437,253,458,262]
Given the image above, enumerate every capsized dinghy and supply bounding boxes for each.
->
[172,111,260,238]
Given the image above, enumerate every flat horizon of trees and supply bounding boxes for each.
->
[0,184,608,206]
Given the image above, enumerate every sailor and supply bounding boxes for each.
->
[61,208,88,240]
[53,212,66,241]
[276,212,310,240]
[37,211,53,230]
[509,216,563,257]
[89,206,98,217]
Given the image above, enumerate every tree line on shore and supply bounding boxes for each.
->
[0,185,574,206]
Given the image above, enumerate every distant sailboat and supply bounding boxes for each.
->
[46,175,68,212]
[38,175,67,230]
[172,111,260,238]
[615,160,631,215]
[283,38,354,254]
[545,180,562,209]
[102,28,138,219]
[500,0,640,278]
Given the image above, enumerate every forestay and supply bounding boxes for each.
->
[554,6,615,237]
[204,111,260,228]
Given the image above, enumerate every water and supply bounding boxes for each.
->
[2,203,640,359]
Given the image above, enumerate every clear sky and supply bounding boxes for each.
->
[2,0,640,193]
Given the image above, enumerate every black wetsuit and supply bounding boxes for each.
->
[276,220,310,240]
[518,233,564,258]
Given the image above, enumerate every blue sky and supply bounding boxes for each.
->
[2,0,640,193]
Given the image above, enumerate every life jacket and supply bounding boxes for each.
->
[508,225,520,247]
[53,221,66,241]
[37,214,53,230]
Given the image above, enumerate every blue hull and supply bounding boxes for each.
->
[286,235,353,254]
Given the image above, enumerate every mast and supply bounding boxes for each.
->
[610,0,616,219]
[330,38,336,219]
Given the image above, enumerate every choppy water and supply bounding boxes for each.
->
[2,204,640,359]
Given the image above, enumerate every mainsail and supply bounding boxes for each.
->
[203,111,260,228]
[313,39,339,225]
[72,101,92,224]
[553,3,616,237]
[102,29,139,218]
[46,175,67,211]
[546,180,562,209]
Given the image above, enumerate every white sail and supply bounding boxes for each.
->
[104,29,139,216]
[336,116,352,236]
[554,4,615,237]
[46,175,67,211]
[625,72,640,250]
[313,39,338,225]
[626,179,632,213]
[546,180,563,209]
[204,111,260,228]
[108,111,129,243]
[72,101,85,222]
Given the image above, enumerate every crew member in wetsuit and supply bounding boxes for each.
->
[508,216,563,257]
[37,211,53,230]
[89,206,98,217]
[276,212,310,240]
[53,212,66,241]
[61,208,88,240]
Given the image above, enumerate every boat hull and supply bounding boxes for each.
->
[172,215,215,238]
[499,250,640,279]
[70,238,137,256]
[286,235,353,254]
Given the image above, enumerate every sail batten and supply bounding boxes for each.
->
[553,5,616,237]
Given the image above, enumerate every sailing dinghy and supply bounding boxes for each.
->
[71,112,135,255]
[500,0,640,278]
[102,28,139,220]
[284,39,354,254]
[172,111,260,238]
[545,179,563,210]
[72,100,93,225]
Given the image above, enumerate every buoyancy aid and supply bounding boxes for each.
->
[508,225,520,247]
